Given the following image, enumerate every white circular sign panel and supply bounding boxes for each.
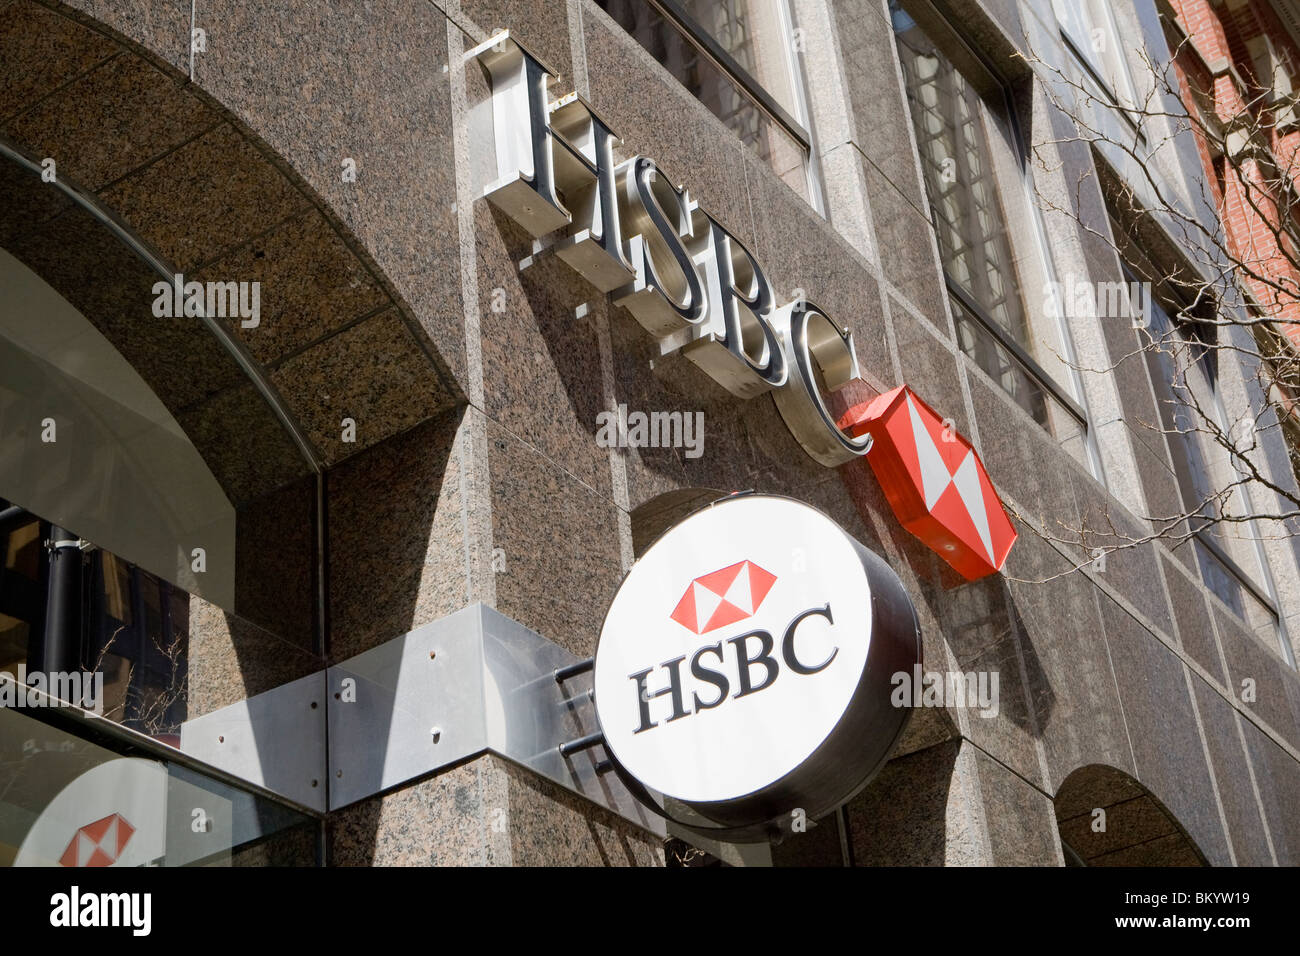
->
[15,757,166,867]
[595,496,874,805]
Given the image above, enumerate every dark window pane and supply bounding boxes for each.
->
[1139,289,1222,518]
[1195,540,1247,620]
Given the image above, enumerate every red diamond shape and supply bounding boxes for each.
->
[670,560,777,634]
[837,384,1018,580]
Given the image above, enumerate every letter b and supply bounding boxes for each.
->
[728,630,778,698]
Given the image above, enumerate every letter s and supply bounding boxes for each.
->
[627,156,704,324]
[690,641,729,711]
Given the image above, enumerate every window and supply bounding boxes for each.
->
[890,0,1093,462]
[1245,33,1300,130]
[1051,0,1140,124]
[1132,265,1294,665]
[1252,319,1300,483]
[593,0,822,208]
[1246,33,1295,98]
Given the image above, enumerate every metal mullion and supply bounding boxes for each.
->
[1058,30,1147,144]
[647,0,812,150]
[1193,527,1280,620]
[948,277,1089,426]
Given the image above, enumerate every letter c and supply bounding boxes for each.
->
[782,604,838,675]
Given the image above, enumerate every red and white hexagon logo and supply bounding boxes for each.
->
[669,560,778,634]
[59,813,135,867]
[839,384,1016,580]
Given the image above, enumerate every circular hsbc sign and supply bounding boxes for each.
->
[593,494,922,837]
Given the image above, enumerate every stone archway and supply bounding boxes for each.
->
[1055,764,1209,866]
[0,0,467,762]
[1,0,462,470]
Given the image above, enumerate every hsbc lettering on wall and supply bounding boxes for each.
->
[471,32,871,468]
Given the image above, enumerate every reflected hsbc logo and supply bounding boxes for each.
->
[630,601,840,734]
[471,31,873,468]
[59,813,135,868]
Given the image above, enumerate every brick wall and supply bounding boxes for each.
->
[1170,0,1300,343]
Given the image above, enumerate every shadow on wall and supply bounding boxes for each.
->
[630,487,730,555]
[1055,764,1208,866]
[842,739,960,865]
[321,406,465,864]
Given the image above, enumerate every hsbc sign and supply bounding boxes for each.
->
[471,32,871,467]
[839,385,1017,579]
[593,494,921,838]
[470,30,1019,578]
[631,561,840,734]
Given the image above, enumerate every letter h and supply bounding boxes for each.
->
[628,656,688,733]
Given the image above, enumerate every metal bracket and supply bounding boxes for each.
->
[326,604,663,835]
[174,606,663,835]
[44,537,92,552]
[179,671,328,813]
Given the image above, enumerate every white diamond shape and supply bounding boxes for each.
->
[77,832,95,867]
[906,394,954,509]
[692,581,723,630]
[950,450,995,563]
[722,563,754,614]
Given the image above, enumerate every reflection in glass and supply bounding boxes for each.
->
[952,295,1048,428]
[0,246,237,610]
[892,3,1032,347]
[0,153,321,757]
[675,0,800,118]
[594,0,810,199]
[0,705,316,866]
